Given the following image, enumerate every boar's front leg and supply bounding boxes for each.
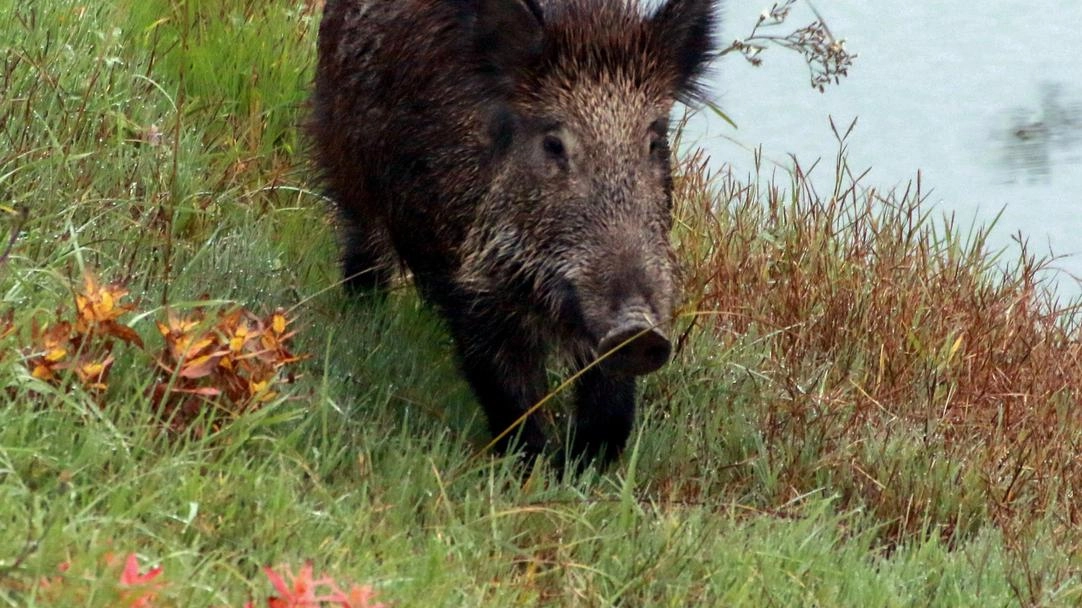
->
[445,311,550,464]
[568,364,636,470]
[339,211,394,293]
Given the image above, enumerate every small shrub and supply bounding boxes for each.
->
[18,271,305,436]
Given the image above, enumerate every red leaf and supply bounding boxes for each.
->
[119,553,163,586]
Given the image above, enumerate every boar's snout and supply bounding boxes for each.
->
[597,305,671,376]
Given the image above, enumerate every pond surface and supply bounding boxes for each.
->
[687,1,1082,297]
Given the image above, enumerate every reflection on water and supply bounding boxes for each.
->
[997,83,1082,184]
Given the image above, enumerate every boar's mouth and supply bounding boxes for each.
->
[543,270,672,376]
[596,306,671,376]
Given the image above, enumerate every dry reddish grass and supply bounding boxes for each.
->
[671,137,1082,540]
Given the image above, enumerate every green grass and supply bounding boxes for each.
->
[2,1,1081,606]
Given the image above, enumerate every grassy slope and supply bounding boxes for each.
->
[1,1,1080,606]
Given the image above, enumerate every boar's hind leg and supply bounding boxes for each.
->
[568,366,636,470]
[448,317,550,464]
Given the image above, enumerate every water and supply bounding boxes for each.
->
[687,1,1082,297]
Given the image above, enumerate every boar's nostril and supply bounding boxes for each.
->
[598,322,671,376]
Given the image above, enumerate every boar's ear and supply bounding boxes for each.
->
[651,0,718,103]
[475,0,544,67]
[474,0,545,77]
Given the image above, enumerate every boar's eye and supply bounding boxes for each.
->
[542,134,567,160]
[648,134,665,156]
[647,118,669,157]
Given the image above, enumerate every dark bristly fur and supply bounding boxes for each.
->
[311,0,719,470]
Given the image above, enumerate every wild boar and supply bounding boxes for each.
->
[311,0,718,468]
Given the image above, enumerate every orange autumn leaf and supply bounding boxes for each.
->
[32,363,55,381]
[179,353,223,379]
[271,311,287,335]
[175,336,217,360]
[72,272,143,348]
[34,319,72,351]
[157,313,202,337]
[228,322,252,353]
[74,355,113,391]
[101,320,144,348]
[28,320,74,384]
[75,272,136,329]
[248,379,278,403]
[80,361,106,376]
[258,332,300,362]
